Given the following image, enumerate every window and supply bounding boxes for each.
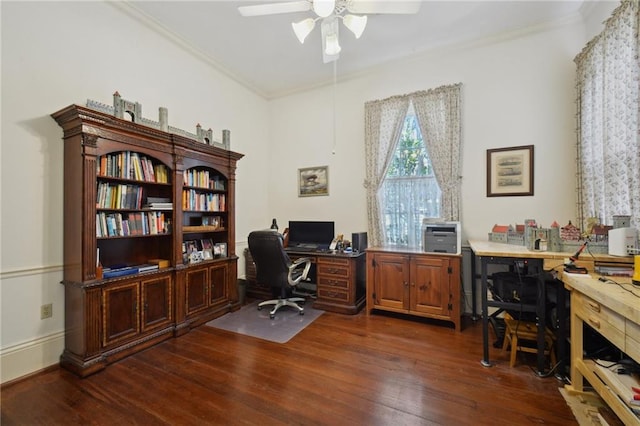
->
[364,84,461,248]
[380,106,441,248]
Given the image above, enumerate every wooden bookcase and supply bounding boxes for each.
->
[52,105,243,376]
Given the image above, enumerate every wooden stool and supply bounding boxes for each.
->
[501,316,556,368]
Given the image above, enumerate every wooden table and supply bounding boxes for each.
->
[468,240,565,375]
[469,239,634,377]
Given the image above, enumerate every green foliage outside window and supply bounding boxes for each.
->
[386,115,433,178]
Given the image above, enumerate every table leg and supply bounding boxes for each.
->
[471,251,478,320]
[481,257,492,367]
[536,267,547,376]
[555,281,567,381]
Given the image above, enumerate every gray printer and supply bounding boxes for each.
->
[422,220,461,254]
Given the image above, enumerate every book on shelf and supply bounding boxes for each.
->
[144,197,172,210]
[102,265,139,278]
[137,263,159,273]
[146,203,173,210]
[146,196,170,204]
[149,258,170,268]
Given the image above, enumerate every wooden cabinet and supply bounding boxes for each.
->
[52,104,242,376]
[178,262,231,327]
[102,274,173,348]
[366,248,462,331]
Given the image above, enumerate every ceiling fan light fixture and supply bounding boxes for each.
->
[313,0,335,18]
[342,14,367,39]
[324,33,341,56]
[292,18,316,43]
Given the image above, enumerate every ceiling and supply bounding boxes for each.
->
[125,1,590,99]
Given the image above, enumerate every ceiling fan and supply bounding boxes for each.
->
[238,1,422,63]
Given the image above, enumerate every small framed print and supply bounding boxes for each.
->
[202,248,213,260]
[486,145,534,197]
[201,238,213,250]
[298,166,329,197]
[185,240,198,254]
[215,242,227,257]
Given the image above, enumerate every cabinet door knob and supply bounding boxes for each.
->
[587,301,601,313]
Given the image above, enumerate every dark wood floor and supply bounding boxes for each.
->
[2,309,580,425]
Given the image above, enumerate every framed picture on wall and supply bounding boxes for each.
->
[298,166,329,197]
[486,145,534,197]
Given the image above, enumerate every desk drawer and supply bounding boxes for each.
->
[317,287,350,303]
[573,292,625,350]
[317,276,349,289]
[626,321,640,362]
[317,258,350,278]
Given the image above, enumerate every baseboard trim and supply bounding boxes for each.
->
[0,331,64,384]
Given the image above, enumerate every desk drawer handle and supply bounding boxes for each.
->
[588,317,601,329]
[587,301,601,313]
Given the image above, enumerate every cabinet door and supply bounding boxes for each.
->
[185,267,208,315]
[209,263,228,306]
[411,256,449,316]
[372,253,409,311]
[103,281,140,347]
[141,275,172,332]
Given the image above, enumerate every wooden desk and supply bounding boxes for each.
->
[563,273,640,425]
[246,248,366,315]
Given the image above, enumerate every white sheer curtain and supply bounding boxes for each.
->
[364,84,462,247]
[575,0,640,229]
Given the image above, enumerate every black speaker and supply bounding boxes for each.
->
[351,232,368,252]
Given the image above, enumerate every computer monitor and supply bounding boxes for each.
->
[287,221,335,249]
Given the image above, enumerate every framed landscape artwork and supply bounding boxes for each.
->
[486,145,534,197]
[298,166,329,197]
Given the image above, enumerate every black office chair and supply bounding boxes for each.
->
[247,230,312,319]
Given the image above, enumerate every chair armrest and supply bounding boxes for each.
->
[288,257,312,286]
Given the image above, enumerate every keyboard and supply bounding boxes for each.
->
[288,246,317,252]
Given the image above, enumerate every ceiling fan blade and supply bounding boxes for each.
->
[238,1,312,17]
[347,1,421,14]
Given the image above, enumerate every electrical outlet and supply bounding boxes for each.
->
[41,303,52,319]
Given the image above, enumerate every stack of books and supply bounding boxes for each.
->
[144,197,172,210]
[102,263,159,278]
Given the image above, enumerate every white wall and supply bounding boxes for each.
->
[269,21,588,243]
[0,1,269,383]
